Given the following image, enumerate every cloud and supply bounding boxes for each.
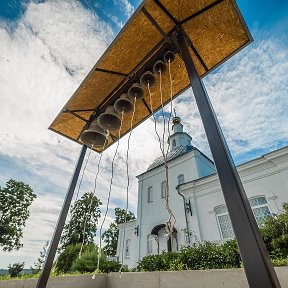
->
[172,34,288,163]
[113,0,134,18]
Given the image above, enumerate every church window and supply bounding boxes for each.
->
[148,186,153,203]
[125,239,131,257]
[161,181,167,198]
[178,174,185,185]
[215,196,271,239]
[172,139,176,147]
[215,205,234,240]
[249,196,271,226]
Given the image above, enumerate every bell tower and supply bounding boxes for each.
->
[168,114,192,151]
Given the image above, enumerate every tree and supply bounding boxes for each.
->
[0,179,36,251]
[8,262,25,277]
[102,208,135,256]
[33,240,49,271]
[60,192,102,249]
[261,202,288,258]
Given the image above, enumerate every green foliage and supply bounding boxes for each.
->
[8,262,25,277]
[261,203,288,259]
[71,249,122,273]
[60,192,102,249]
[137,240,241,272]
[0,179,36,251]
[271,257,288,267]
[33,240,49,272]
[102,208,135,256]
[55,243,95,273]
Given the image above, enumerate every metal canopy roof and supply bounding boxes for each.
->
[49,0,252,152]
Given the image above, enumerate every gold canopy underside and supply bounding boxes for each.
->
[49,0,252,152]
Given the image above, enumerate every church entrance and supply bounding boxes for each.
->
[151,224,178,253]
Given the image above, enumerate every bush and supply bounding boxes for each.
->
[55,243,95,273]
[261,203,288,259]
[138,240,241,272]
[71,249,122,273]
[271,257,288,267]
[8,262,25,277]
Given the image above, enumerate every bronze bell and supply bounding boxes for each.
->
[164,51,176,63]
[97,106,121,131]
[153,60,166,74]
[80,120,107,147]
[114,93,134,115]
[128,83,144,100]
[140,71,156,87]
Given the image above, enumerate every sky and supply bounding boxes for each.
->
[0,0,288,268]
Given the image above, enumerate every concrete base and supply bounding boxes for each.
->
[0,274,107,288]
[0,268,287,288]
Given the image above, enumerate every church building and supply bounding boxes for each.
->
[116,116,288,268]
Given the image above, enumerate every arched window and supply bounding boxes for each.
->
[172,139,176,147]
[161,181,167,198]
[178,174,185,185]
[147,186,153,203]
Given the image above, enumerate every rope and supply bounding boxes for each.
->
[119,97,136,274]
[147,83,164,153]
[75,144,94,202]
[79,138,108,257]
[165,59,174,158]
[147,71,176,243]
[159,67,176,243]
[159,69,166,153]
[95,111,124,274]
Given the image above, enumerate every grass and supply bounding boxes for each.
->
[0,271,93,281]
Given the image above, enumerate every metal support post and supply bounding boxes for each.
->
[175,30,280,288]
[36,145,87,288]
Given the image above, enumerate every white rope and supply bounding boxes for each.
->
[159,69,166,153]
[95,111,124,274]
[75,144,94,202]
[119,97,136,274]
[79,138,108,257]
[147,83,165,153]
[147,71,176,243]
[165,59,174,159]
[159,67,176,243]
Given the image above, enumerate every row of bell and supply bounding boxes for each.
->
[80,51,176,147]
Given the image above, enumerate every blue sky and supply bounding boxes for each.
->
[0,0,288,268]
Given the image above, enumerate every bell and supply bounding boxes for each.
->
[128,83,144,100]
[164,51,176,63]
[140,71,156,87]
[97,106,121,131]
[80,120,107,147]
[153,60,166,74]
[114,93,134,114]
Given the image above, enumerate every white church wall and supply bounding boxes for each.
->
[180,146,288,243]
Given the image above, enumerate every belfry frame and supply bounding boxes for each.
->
[37,1,281,287]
